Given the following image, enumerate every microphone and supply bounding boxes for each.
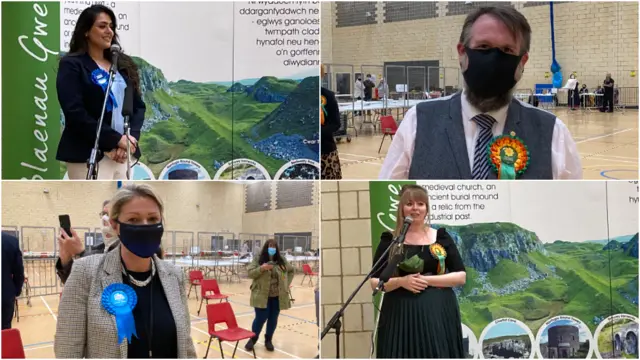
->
[373,216,413,295]
[109,44,121,73]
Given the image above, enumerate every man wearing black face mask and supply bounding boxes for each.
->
[379,6,582,180]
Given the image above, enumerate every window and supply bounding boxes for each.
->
[384,1,437,23]
[336,1,377,28]
[446,2,513,16]
[276,181,314,210]
[245,182,272,213]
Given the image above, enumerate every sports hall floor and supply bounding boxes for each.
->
[335,108,639,180]
[12,273,319,359]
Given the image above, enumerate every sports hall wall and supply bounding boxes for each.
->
[2,1,320,180]
[321,181,639,359]
[321,1,638,97]
[1,181,318,251]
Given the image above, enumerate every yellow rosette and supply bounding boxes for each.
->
[429,243,447,275]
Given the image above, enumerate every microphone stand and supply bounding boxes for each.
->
[321,236,400,359]
[124,117,131,180]
[86,64,117,180]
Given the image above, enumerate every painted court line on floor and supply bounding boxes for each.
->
[41,296,57,322]
[576,128,634,144]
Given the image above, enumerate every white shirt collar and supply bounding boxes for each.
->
[461,90,510,126]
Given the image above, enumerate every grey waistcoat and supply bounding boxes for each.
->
[407,92,555,179]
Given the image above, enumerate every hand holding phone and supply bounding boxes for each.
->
[59,214,71,237]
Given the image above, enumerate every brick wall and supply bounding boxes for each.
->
[322,1,639,91]
[321,181,375,358]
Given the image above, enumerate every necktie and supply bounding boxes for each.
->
[471,114,496,180]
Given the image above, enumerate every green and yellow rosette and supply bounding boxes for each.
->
[321,95,327,125]
[487,134,530,179]
[429,243,447,275]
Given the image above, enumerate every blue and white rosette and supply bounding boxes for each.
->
[91,68,118,112]
[101,283,138,344]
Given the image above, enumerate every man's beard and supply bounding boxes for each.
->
[464,82,515,113]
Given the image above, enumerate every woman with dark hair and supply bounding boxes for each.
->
[245,240,295,352]
[321,63,343,179]
[370,184,466,358]
[56,4,145,180]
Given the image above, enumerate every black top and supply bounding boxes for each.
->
[123,265,178,359]
[321,87,340,154]
[372,228,465,278]
[1,233,24,305]
[603,78,615,94]
[56,53,146,163]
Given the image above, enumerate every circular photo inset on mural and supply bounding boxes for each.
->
[462,323,479,359]
[594,314,639,359]
[158,159,211,180]
[131,162,155,180]
[479,318,535,359]
[274,159,320,180]
[535,315,593,359]
[213,158,271,180]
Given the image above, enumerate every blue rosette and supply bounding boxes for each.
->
[101,283,138,344]
[91,68,118,111]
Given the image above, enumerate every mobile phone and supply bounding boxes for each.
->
[59,214,72,237]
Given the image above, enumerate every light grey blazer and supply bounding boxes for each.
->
[54,245,196,358]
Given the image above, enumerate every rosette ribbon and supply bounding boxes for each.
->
[321,95,327,125]
[91,68,118,112]
[487,134,530,180]
[429,243,447,275]
[101,283,138,344]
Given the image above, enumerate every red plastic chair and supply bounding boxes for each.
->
[197,279,229,316]
[378,115,398,153]
[301,264,318,286]
[204,302,256,359]
[188,270,204,300]
[2,329,26,358]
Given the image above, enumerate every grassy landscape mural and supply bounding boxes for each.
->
[58,55,319,179]
[430,223,639,337]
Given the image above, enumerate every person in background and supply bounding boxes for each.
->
[321,64,343,180]
[353,77,364,116]
[601,73,614,112]
[567,73,580,110]
[579,84,589,107]
[378,78,389,99]
[1,232,24,330]
[56,5,145,179]
[56,199,163,284]
[55,184,196,358]
[363,74,375,101]
[245,240,295,352]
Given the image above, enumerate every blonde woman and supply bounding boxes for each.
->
[54,184,196,358]
[370,184,466,358]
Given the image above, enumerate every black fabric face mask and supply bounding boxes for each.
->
[117,221,164,258]
[462,47,523,98]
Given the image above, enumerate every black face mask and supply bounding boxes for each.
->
[463,47,523,98]
[117,221,164,259]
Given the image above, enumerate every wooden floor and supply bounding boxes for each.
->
[335,108,639,180]
[11,274,319,359]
